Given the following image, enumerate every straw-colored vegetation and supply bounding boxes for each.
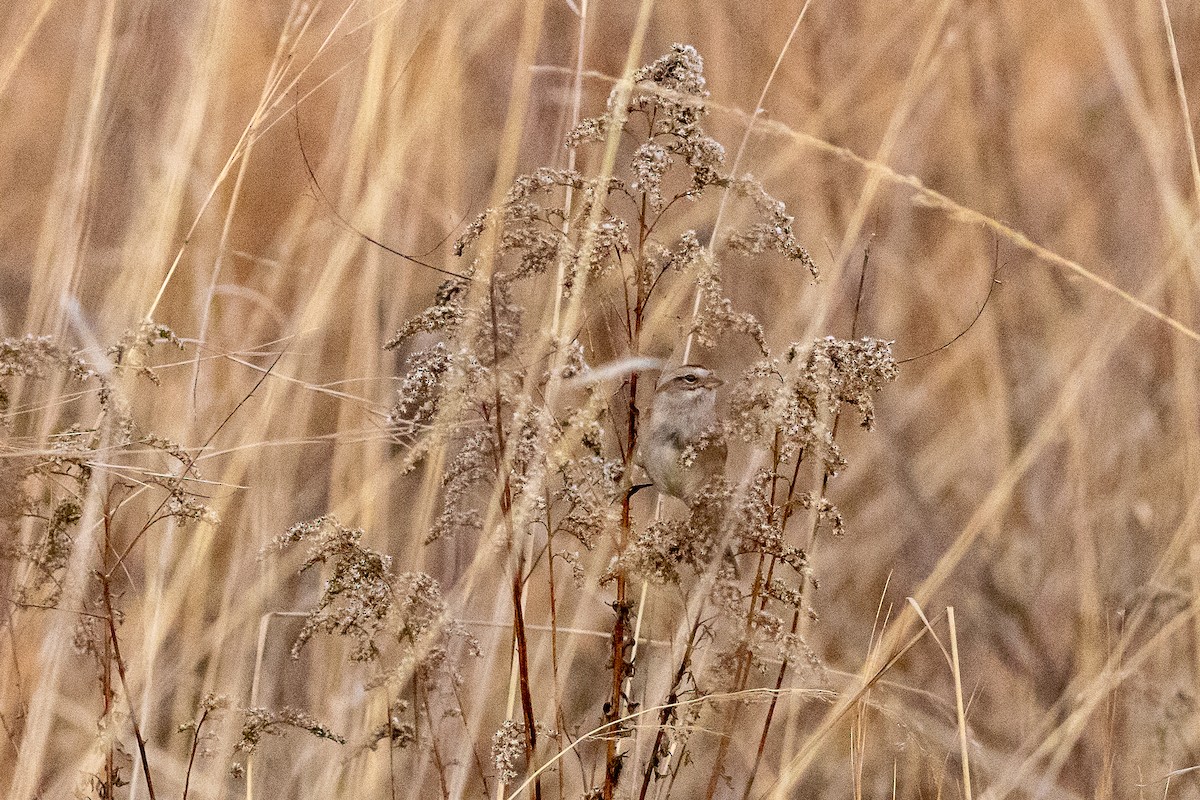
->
[3,2,1200,799]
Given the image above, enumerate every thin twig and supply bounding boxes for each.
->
[293,93,474,282]
[897,238,1002,364]
[107,348,287,576]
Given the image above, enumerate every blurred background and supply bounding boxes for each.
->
[4,0,1200,797]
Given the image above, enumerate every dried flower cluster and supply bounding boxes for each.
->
[729,336,898,473]
[0,324,281,797]
[268,43,896,798]
[366,712,416,751]
[0,42,903,800]
[229,706,346,777]
[491,719,527,784]
[1,324,216,607]
[272,515,478,675]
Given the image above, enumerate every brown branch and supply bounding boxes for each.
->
[604,369,641,800]
[417,669,451,799]
[637,611,704,800]
[488,275,542,800]
[181,706,213,800]
[545,492,569,800]
[512,567,541,800]
[99,574,157,800]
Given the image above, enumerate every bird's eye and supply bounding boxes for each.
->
[683,374,698,384]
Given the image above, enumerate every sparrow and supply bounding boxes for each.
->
[635,364,726,504]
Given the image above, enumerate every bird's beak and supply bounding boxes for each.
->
[705,375,724,389]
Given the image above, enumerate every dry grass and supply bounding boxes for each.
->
[4,1,1200,798]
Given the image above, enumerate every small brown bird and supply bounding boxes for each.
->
[635,365,727,504]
